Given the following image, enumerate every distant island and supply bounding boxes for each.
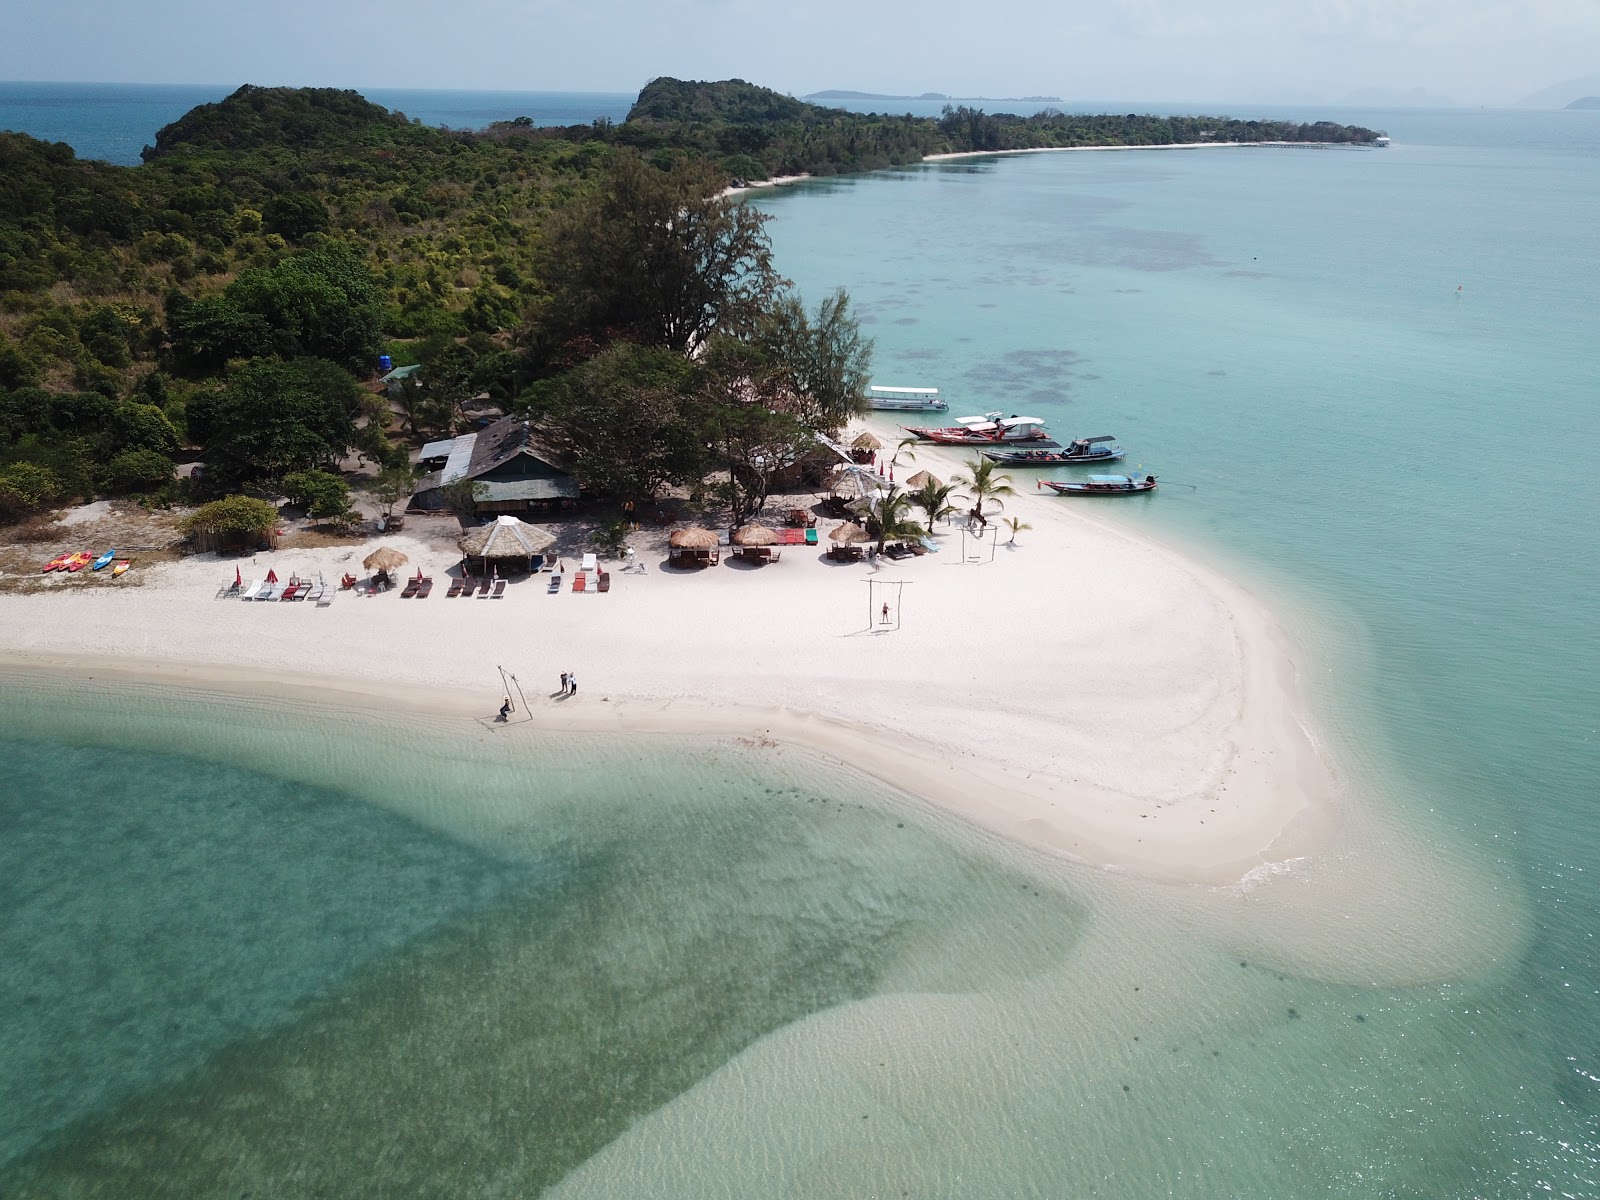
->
[1565,96,1600,110]
[807,90,1063,104]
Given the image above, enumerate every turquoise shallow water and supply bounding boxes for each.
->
[2,108,1598,1195]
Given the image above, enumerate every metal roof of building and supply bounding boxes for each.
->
[475,478,581,503]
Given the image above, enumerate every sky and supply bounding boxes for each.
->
[3,0,1598,107]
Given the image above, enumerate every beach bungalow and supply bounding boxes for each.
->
[410,417,580,517]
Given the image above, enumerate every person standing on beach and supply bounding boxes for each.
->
[559,672,568,695]
[568,671,577,695]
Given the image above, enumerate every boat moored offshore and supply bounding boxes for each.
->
[1041,473,1158,495]
[984,436,1124,466]
[905,412,1049,444]
[867,385,947,412]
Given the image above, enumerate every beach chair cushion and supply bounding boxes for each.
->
[573,572,587,593]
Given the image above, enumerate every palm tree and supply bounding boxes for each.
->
[864,485,925,556]
[893,435,922,465]
[910,478,960,533]
[951,456,1017,523]
[1003,517,1032,546]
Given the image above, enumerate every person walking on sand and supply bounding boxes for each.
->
[559,672,568,695]
[567,670,577,695]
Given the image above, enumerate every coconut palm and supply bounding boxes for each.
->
[951,456,1017,523]
[893,435,922,465]
[910,477,960,534]
[1003,517,1032,546]
[864,485,925,556]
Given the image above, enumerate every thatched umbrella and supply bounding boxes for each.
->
[669,528,720,550]
[851,431,883,451]
[829,522,871,544]
[363,547,408,571]
[732,524,777,547]
[459,515,555,559]
[904,469,943,491]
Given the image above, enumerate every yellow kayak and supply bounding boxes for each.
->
[111,560,131,577]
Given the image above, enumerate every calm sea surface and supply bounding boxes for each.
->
[2,98,1598,1195]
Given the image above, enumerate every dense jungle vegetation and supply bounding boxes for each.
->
[0,77,1379,517]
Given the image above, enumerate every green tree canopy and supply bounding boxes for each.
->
[204,357,367,483]
[281,469,352,518]
[223,247,385,371]
[750,289,872,433]
[529,342,708,501]
[179,494,279,537]
[533,151,782,357]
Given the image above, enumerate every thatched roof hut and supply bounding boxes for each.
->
[851,431,883,451]
[669,528,720,550]
[459,515,555,558]
[668,526,721,567]
[903,469,943,491]
[731,524,777,547]
[363,547,409,571]
[829,522,870,544]
[458,514,556,575]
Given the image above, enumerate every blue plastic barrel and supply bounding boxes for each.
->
[378,354,393,372]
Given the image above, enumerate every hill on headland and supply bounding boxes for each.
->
[1565,96,1600,110]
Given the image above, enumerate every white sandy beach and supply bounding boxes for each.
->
[1,430,1330,885]
[0,420,1527,989]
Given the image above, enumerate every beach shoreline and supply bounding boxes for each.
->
[0,434,1341,889]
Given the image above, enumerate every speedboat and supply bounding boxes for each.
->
[867,385,947,412]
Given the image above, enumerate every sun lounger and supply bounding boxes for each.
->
[302,582,324,603]
[447,577,465,598]
[547,573,562,594]
[491,579,505,598]
[597,571,611,593]
[317,588,334,607]
[280,579,302,600]
[238,580,260,600]
[572,571,587,593]
[416,577,434,598]
[581,553,598,572]
[530,554,545,573]
[400,577,420,598]
[258,582,281,600]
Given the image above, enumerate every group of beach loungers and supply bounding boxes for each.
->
[220,575,332,606]
[447,575,505,599]
[217,560,616,603]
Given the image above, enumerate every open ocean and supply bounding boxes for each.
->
[2,90,1599,1196]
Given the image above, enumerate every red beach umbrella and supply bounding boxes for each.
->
[266,568,278,583]
[234,566,242,587]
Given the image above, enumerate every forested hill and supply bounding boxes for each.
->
[142,86,421,158]
[623,77,1383,180]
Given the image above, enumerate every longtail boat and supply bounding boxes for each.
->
[903,412,1048,444]
[1040,473,1158,495]
[984,436,1124,466]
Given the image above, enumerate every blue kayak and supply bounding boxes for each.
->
[92,549,116,571]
